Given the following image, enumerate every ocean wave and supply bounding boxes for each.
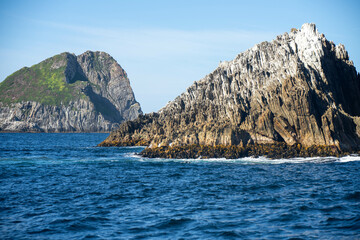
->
[133,154,360,164]
[338,155,360,163]
[2,145,359,165]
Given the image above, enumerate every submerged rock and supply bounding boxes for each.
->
[0,51,142,132]
[100,23,360,156]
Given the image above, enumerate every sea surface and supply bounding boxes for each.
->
[0,133,359,239]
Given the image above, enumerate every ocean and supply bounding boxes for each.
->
[0,133,359,239]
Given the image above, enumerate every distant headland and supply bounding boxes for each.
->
[0,51,142,132]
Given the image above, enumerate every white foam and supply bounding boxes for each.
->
[338,155,360,163]
[130,154,360,164]
[116,147,360,164]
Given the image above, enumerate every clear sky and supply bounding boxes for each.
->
[1,0,359,113]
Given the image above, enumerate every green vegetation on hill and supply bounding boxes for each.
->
[0,53,88,106]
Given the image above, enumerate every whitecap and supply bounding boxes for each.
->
[132,154,360,165]
[338,155,360,163]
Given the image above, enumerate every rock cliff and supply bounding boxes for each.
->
[100,23,360,153]
[0,51,142,132]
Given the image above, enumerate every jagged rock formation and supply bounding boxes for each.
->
[100,23,360,152]
[0,51,142,132]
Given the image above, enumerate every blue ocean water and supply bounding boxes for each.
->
[0,133,359,239]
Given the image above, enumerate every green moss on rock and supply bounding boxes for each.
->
[0,53,87,106]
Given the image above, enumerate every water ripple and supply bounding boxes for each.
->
[0,133,359,239]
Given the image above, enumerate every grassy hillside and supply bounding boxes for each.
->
[0,53,88,106]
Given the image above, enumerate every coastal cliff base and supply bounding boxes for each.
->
[99,141,358,159]
[140,144,354,159]
[140,144,343,159]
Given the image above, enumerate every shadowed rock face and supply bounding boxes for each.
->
[101,23,360,151]
[0,51,142,132]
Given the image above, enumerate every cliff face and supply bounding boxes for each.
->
[0,51,142,132]
[101,23,360,151]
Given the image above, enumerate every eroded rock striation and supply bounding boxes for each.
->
[100,23,360,156]
[0,51,142,132]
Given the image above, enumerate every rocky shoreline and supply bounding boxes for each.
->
[140,143,351,159]
[99,140,357,159]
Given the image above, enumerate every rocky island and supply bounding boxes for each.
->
[0,51,142,132]
[99,23,360,158]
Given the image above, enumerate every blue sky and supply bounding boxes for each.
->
[1,0,359,113]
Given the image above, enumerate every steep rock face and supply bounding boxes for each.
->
[0,51,142,132]
[101,23,360,150]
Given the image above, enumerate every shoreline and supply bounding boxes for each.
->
[98,141,359,159]
[140,144,345,159]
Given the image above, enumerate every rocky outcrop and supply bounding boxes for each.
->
[0,51,142,132]
[100,23,360,153]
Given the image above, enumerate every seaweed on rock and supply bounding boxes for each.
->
[140,143,342,159]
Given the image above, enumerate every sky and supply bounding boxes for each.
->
[1,0,359,113]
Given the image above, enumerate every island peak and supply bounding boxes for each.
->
[99,23,360,158]
[0,51,142,132]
